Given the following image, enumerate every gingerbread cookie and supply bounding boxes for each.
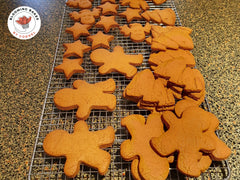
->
[148,26,194,51]
[151,109,218,177]
[43,121,115,178]
[123,69,175,111]
[65,23,91,40]
[63,40,91,58]
[87,31,114,50]
[120,0,149,10]
[119,8,142,23]
[121,113,170,180]
[97,2,119,15]
[54,58,85,80]
[141,8,176,26]
[173,104,231,161]
[120,23,151,43]
[66,0,93,9]
[148,49,196,70]
[95,16,119,33]
[151,0,167,5]
[90,46,143,79]
[69,8,100,25]
[54,79,116,120]
[101,0,116,3]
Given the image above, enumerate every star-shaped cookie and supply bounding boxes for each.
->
[65,23,91,40]
[63,40,91,58]
[90,46,143,79]
[95,16,119,33]
[54,58,85,80]
[97,2,119,15]
[87,31,114,50]
[119,8,142,23]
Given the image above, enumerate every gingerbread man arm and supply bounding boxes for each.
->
[126,54,143,65]
[94,79,116,93]
[92,7,101,17]
[120,140,138,160]
[64,156,81,178]
[143,22,151,34]
[120,25,131,37]
[151,111,178,156]
[95,126,115,148]
[83,149,111,175]
[54,89,78,110]
[69,11,81,21]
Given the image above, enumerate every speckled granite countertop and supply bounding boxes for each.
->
[0,0,239,179]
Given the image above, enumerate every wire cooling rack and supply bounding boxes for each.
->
[28,0,231,179]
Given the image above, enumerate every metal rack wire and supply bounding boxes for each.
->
[28,0,231,179]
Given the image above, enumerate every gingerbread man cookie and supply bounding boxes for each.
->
[121,113,170,180]
[120,23,151,43]
[54,79,116,120]
[90,46,143,79]
[151,109,218,177]
[174,104,231,161]
[43,121,115,178]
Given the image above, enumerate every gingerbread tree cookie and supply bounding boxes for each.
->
[141,8,176,26]
[121,113,170,180]
[123,69,175,111]
[151,108,218,177]
[69,8,100,25]
[43,121,115,178]
[148,49,196,70]
[90,46,143,79]
[54,79,116,120]
[120,23,151,43]
[63,40,91,58]
[54,58,85,80]
[101,0,116,3]
[147,25,194,51]
[151,0,167,5]
[65,23,91,40]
